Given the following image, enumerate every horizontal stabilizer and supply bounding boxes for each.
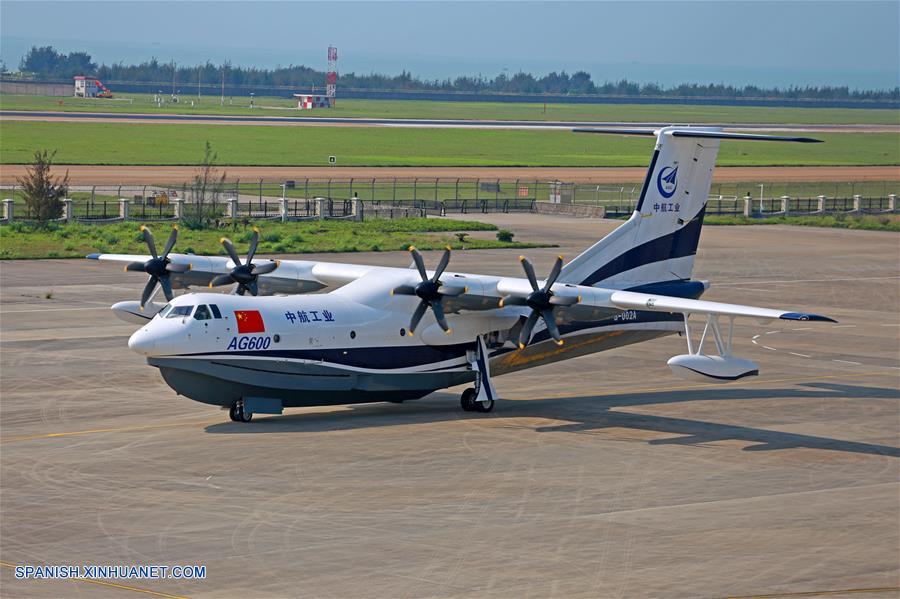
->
[573,127,822,143]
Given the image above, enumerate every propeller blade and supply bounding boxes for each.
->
[235,284,247,296]
[541,309,564,345]
[408,301,429,334]
[252,260,278,275]
[246,229,260,263]
[247,280,259,296]
[391,285,417,296]
[140,277,158,308]
[549,294,579,306]
[543,255,564,292]
[432,247,451,281]
[126,261,146,272]
[408,246,428,281]
[520,256,539,292]
[159,276,174,302]
[141,226,158,259]
[161,226,178,259]
[220,237,242,266]
[431,300,450,332]
[498,296,527,307]
[518,311,540,349]
[438,285,466,297]
[209,273,236,288]
[166,262,190,273]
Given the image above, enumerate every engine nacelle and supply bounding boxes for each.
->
[667,354,758,384]
[111,301,162,325]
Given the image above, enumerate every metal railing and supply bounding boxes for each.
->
[2,178,896,224]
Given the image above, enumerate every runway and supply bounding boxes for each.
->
[2,110,898,133]
[1,215,898,598]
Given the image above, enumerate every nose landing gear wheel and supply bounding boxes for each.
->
[229,400,253,423]
[460,387,477,412]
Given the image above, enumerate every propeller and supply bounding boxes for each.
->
[125,225,190,308]
[501,255,578,349]
[208,228,279,296]
[391,246,466,335]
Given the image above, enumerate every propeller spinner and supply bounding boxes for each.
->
[125,225,190,308]
[392,246,466,335]
[208,228,279,296]
[501,255,578,349]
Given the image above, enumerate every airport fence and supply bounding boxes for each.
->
[2,178,897,224]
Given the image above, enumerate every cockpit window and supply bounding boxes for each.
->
[209,304,222,319]
[158,304,174,318]
[167,305,194,318]
[194,305,212,320]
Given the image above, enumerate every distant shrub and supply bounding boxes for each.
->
[496,229,514,242]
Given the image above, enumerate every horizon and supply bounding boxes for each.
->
[1,1,899,91]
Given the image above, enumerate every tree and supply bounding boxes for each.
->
[16,150,68,226]
[184,142,227,229]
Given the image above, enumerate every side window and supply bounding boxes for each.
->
[167,305,194,318]
[157,303,174,318]
[194,305,212,320]
[210,304,222,319]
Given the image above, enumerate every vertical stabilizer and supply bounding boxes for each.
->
[559,127,821,289]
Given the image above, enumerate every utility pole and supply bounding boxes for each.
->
[198,64,202,100]
[171,60,177,97]
[221,62,226,106]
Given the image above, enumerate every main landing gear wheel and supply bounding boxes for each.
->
[460,388,477,412]
[475,397,494,413]
[229,401,253,423]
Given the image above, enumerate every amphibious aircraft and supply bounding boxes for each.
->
[89,126,834,422]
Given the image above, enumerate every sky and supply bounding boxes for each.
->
[1,1,898,89]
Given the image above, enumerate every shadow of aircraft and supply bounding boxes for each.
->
[204,381,900,458]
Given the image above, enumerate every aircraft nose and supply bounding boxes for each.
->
[128,328,156,355]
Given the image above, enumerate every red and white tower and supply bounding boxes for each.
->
[326,46,337,107]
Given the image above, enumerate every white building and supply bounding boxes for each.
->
[74,76,111,98]
[293,94,332,110]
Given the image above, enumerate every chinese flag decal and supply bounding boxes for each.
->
[234,310,265,334]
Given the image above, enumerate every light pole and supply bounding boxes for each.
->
[758,184,765,213]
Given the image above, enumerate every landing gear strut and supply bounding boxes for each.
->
[461,336,497,413]
[229,400,253,423]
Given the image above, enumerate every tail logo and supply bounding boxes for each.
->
[657,166,678,198]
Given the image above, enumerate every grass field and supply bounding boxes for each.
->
[2,121,897,166]
[0,218,542,260]
[2,93,899,125]
[704,213,900,231]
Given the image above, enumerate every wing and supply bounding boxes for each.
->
[90,252,835,325]
[606,290,836,323]
[87,253,376,294]
[492,278,835,323]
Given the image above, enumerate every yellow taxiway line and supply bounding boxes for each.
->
[0,561,189,599]
[726,586,900,598]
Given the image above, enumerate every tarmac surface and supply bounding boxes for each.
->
[1,214,898,598]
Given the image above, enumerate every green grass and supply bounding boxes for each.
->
[0,218,547,260]
[3,93,899,125]
[704,213,900,231]
[1,121,897,166]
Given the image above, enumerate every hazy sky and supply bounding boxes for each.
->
[2,1,898,89]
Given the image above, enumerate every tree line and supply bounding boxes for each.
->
[12,45,900,101]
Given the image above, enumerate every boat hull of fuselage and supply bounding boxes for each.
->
[147,323,678,409]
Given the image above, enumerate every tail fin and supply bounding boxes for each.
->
[558,127,820,289]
